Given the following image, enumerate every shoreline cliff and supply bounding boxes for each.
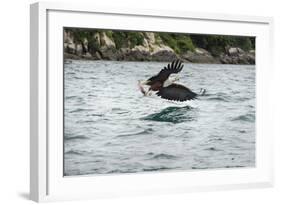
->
[64,29,255,65]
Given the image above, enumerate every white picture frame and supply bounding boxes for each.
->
[30,1,274,202]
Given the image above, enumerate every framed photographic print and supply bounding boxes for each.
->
[30,2,274,202]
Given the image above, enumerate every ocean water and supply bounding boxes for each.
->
[64,60,255,176]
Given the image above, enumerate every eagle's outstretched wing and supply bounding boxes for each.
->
[147,59,183,85]
[156,83,197,101]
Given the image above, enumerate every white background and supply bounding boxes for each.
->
[0,0,280,204]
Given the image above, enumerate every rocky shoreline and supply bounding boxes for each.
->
[64,30,255,64]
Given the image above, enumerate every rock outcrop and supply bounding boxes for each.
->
[220,47,255,64]
[63,30,255,64]
[181,48,219,64]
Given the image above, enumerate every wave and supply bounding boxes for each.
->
[106,169,136,174]
[86,113,103,117]
[88,77,97,80]
[207,96,231,102]
[191,165,246,170]
[111,108,130,115]
[87,94,97,97]
[232,113,255,122]
[65,71,75,75]
[65,150,84,156]
[69,108,93,113]
[204,92,232,102]
[207,136,224,142]
[73,76,84,80]
[65,96,85,101]
[234,96,251,101]
[150,153,178,160]
[204,147,221,151]
[76,119,96,124]
[191,167,208,170]
[115,129,153,138]
[65,135,89,141]
[224,165,245,168]
[142,106,194,123]
[142,166,179,172]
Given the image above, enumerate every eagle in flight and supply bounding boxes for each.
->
[138,59,198,102]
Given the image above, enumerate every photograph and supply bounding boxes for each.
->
[63,28,256,176]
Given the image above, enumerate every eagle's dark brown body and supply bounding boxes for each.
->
[149,81,163,91]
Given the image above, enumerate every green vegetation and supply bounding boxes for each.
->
[112,32,127,49]
[127,32,144,48]
[65,28,255,56]
[157,33,195,53]
[68,28,101,53]
[112,31,144,49]
[190,34,255,56]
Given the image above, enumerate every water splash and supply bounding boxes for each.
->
[142,106,195,123]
